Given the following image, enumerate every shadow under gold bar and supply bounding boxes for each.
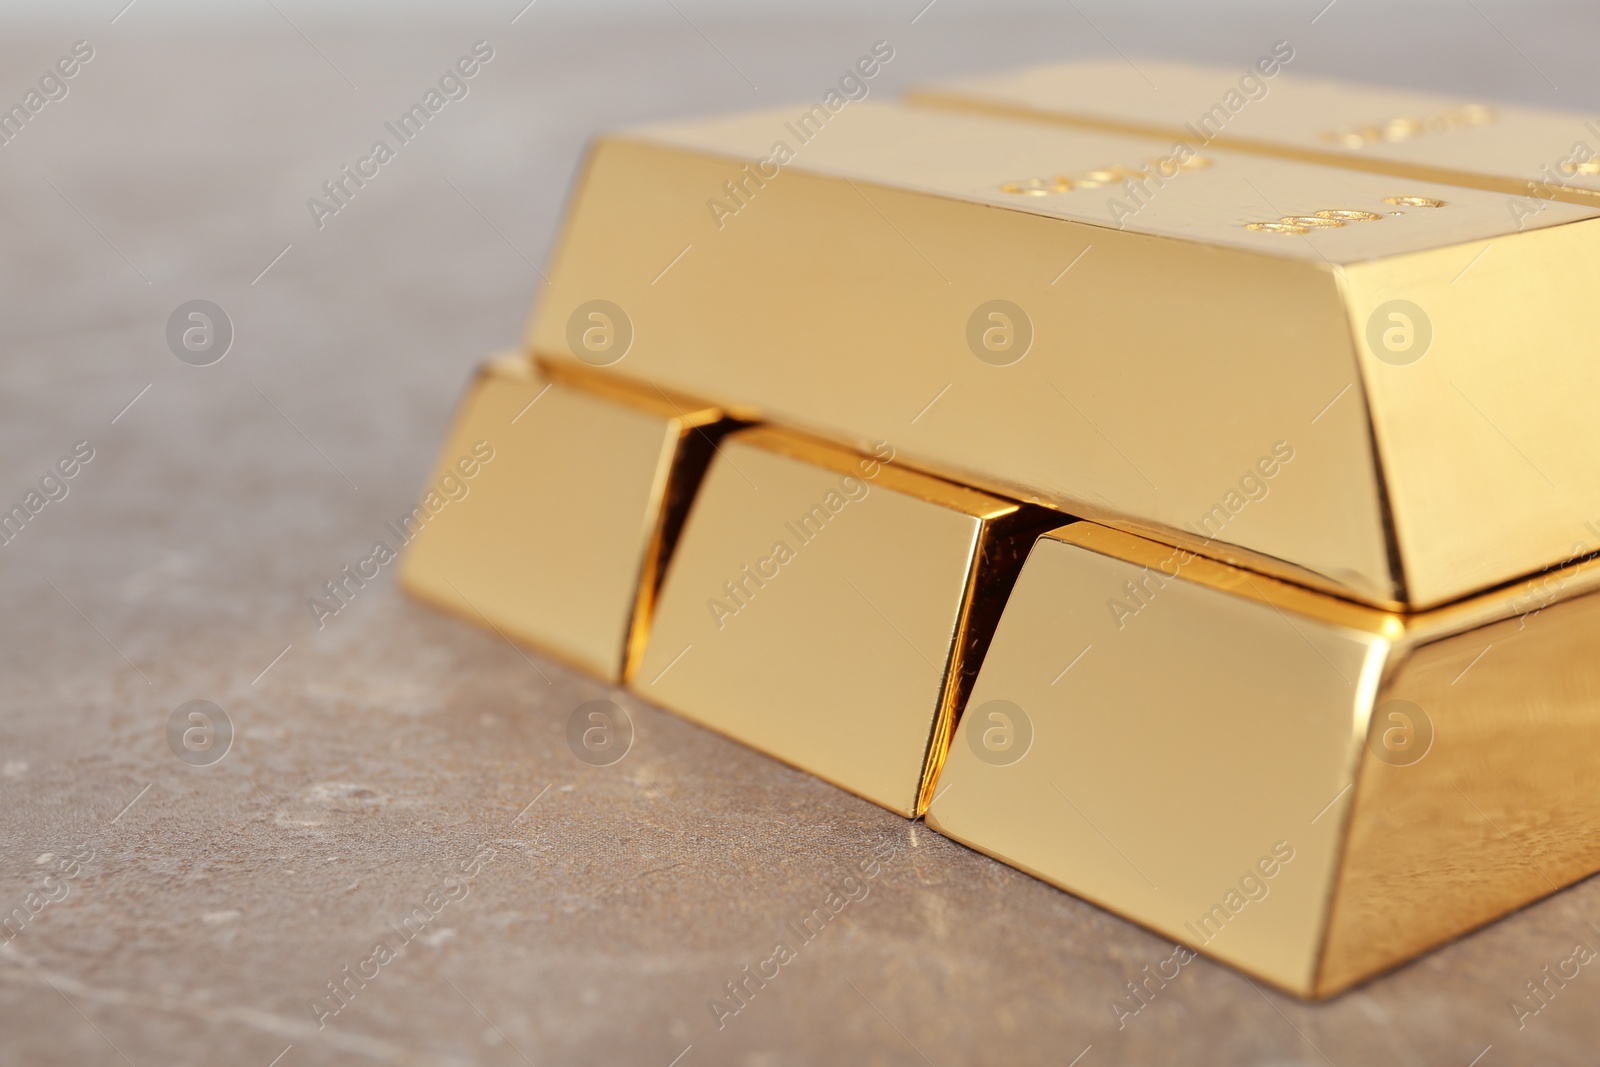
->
[398,354,740,681]
[527,101,1600,612]
[929,521,1600,997]
[909,57,1600,209]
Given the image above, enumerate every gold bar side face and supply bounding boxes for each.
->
[398,356,731,681]
[1318,579,1600,993]
[926,525,1384,995]
[530,107,1396,607]
[528,102,1600,608]
[910,59,1600,206]
[930,522,1600,996]
[1338,221,1600,610]
[633,427,1050,817]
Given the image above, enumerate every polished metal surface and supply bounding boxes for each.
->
[399,357,729,681]
[928,526,1386,996]
[931,523,1600,996]
[528,101,1600,609]
[635,427,1044,817]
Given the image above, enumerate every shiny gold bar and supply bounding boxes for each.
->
[927,521,1600,996]
[911,57,1600,210]
[633,426,1053,816]
[398,355,735,681]
[527,101,1600,610]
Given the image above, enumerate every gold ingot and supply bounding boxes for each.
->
[928,521,1600,996]
[632,426,1053,817]
[398,355,735,681]
[910,58,1600,205]
[529,101,1600,609]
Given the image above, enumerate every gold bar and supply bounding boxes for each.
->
[927,522,1600,996]
[632,426,1053,816]
[528,101,1600,609]
[911,57,1600,209]
[398,355,735,681]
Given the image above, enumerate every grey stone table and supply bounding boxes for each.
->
[2,4,1598,1064]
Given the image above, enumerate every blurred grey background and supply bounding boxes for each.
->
[2,2,1598,1065]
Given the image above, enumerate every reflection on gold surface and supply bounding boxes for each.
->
[1339,222,1600,609]
[634,427,1052,816]
[931,523,1600,995]
[927,525,1385,994]
[528,102,1600,608]
[399,355,734,681]
[1320,591,1600,993]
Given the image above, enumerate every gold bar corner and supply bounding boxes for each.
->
[398,354,735,682]
[929,523,1600,997]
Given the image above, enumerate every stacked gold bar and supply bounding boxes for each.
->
[400,58,1600,997]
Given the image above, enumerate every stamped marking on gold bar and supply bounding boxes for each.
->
[1246,203,1427,233]
[999,151,1212,196]
[1316,104,1495,149]
[1382,195,1449,207]
[1314,209,1382,221]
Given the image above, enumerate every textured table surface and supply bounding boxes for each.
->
[4,4,1600,1064]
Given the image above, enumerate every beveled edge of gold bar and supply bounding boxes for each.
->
[906,90,1600,208]
[536,350,1405,613]
[534,352,746,680]
[1054,520,1600,653]
[398,353,626,681]
[1095,513,1407,615]
[536,354,733,430]
[734,423,1022,522]
[1405,547,1600,649]
[480,349,537,384]
[710,424,1055,815]
[1050,522,1404,639]
[923,507,1065,813]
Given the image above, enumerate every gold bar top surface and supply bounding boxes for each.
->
[623,102,1595,259]
[911,58,1600,210]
